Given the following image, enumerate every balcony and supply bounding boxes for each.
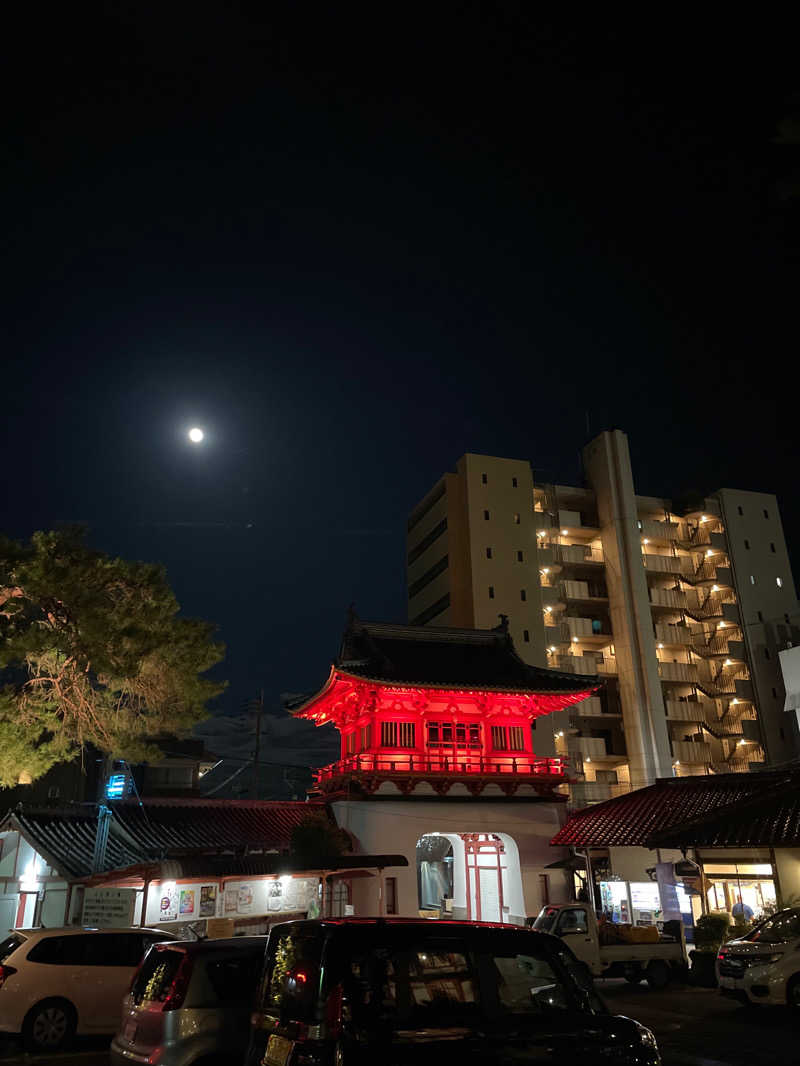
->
[639,518,680,543]
[658,661,698,683]
[559,580,608,603]
[560,617,612,644]
[684,590,739,624]
[556,654,617,676]
[551,544,604,567]
[310,752,567,797]
[649,587,687,610]
[671,740,712,764]
[654,623,692,646]
[691,633,746,660]
[642,553,683,575]
[665,700,705,722]
[567,735,608,760]
[570,696,605,717]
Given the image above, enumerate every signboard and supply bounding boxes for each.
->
[82,888,136,928]
[159,884,179,922]
[206,917,236,939]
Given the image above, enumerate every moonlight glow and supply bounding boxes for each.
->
[188,427,204,443]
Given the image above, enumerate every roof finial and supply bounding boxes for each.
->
[495,613,510,634]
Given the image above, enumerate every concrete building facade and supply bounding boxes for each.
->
[406,431,800,803]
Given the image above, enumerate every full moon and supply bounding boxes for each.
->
[188,427,204,443]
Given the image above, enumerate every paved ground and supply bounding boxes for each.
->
[0,981,797,1064]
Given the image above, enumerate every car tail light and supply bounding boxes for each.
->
[0,966,17,989]
[162,955,193,1012]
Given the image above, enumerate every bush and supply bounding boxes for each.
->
[694,911,731,952]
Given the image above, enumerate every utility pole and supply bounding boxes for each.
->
[91,754,114,875]
[250,690,264,800]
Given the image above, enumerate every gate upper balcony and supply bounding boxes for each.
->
[288,616,599,799]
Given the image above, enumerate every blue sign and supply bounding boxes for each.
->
[106,773,128,800]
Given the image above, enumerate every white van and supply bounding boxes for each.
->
[717,907,800,1006]
[0,926,174,1051]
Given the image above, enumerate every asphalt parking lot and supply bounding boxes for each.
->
[1,980,798,1065]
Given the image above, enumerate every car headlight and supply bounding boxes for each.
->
[636,1024,658,1049]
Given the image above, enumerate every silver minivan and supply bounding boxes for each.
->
[111,935,265,1066]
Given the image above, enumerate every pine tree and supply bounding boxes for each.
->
[0,528,225,786]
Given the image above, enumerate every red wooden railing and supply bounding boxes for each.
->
[313,753,566,781]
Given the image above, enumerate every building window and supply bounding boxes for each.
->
[772,688,778,699]
[757,610,764,622]
[777,577,783,588]
[764,509,769,519]
[484,509,490,521]
[517,550,524,562]
[750,575,756,585]
[513,513,520,524]
[360,724,371,749]
[385,876,398,915]
[489,586,495,599]
[481,473,488,484]
[381,721,415,748]
[512,477,518,488]
[781,728,786,741]
[520,589,527,601]
[539,873,550,905]
[744,539,750,550]
[345,732,357,755]
[427,722,480,747]
[523,629,530,642]
[486,547,492,559]
[771,542,776,553]
[491,725,525,750]
[738,506,744,516]
[764,648,771,660]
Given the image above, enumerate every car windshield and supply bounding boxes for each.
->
[0,933,24,963]
[531,908,559,934]
[742,909,800,945]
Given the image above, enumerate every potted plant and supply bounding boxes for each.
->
[690,911,730,987]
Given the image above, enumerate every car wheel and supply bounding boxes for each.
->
[787,975,800,1008]
[624,964,644,984]
[22,998,76,1052]
[645,960,671,990]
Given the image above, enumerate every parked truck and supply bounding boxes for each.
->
[531,902,689,988]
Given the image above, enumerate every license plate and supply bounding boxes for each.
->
[123,1021,137,1043]
[264,1034,294,1066]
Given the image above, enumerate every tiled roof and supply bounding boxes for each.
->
[550,772,787,848]
[1,809,145,879]
[87,853,409,884]
[649,780,800,849]
[111,798,330,856]
[336,619,598,694]
[2,799,329,879]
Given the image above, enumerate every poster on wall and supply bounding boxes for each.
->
[237,883,254,914]
[179,889,195,916]
[224,887,238,914]
[200,885,218,918]
[159,885,178,922]
[268,880,283,912]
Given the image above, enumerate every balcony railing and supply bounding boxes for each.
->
[642,553,682,574]
[556,655,616,675]
[658,661,698,683]
[650,587,687,609]
[654,623,693,645]
[552,544,605,565]
[313,753,566,782]
[665,699,705,722]
[672,740,712,763]
[640,518,680,542]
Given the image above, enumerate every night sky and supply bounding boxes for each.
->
[3,8,798,722]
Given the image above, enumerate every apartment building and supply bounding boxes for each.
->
[406,431,800,804]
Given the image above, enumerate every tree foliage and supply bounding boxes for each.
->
[0,528,226,787]
[289,812,351,863]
